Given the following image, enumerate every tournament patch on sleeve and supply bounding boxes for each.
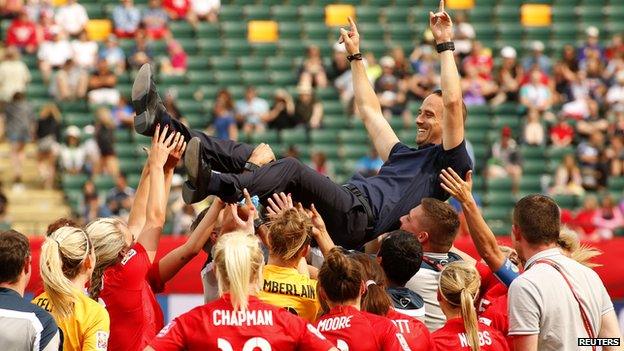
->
[96,331,109,351]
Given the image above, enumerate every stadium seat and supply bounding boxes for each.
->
[280,129,307,145]
[248,21,279,43]
[62,174,89,191]
[310,130,338,144]
[271,6,299,21]
[244,5,272,20]
[219,6,244,22]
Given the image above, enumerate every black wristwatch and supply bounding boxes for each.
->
[244,161,260,172]
[254,217,265,231]
[436,41,455,53]
[347,53,363,62]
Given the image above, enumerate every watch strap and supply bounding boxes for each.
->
[436,41,455,53]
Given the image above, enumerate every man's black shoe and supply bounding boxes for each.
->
[182,137,211,204]
[132,63,163,136]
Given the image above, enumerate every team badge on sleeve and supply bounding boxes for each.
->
[96,331,109,350]
[307,324,327,340]
[121,249,137,265]
[157,321,177,338]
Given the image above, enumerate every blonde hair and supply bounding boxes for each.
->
[439,261,481,351]
[213,231,264,312]
[85,218,127,299]
[40,227,91,320]
[267,209,312,263]
[558,227,602,268]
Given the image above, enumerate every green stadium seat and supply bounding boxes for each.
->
[219,6,244,22]
[310,144,339,159]
[489,221,512,236]
[83,3,104,18]
[280,128,307,145]
[299,6,325,22]
[519,175,543,193]
[224,39,252,55]
[552,194,579,209]
[524,27,552,42]
[210,55,238,71]
[62,174,89,191]
[487,177,513,191]
[310,130,338,144]
[303,23,330,40]
[188,71,215,85]
[323,115,350,130]
[93,175,115,191]
[177,99,205,114]
[271,6,299,21]
[115,143,137,158]
[238,57,265,71]
[608,177,624,192]
[498,24,523,41]
[279,40,307,57]
[357,6,381,24]
[249,130,279,144]
[483,206,513,222]
[485,191,516,207]
[386,23,414,41]
[279,22,303,40]
[342,144,369,159]
[242,71,271,85]
[253,43,279,57]
[339,130,368,144]
[169,21,194,38]
[197,38,223,54]
[244,5,272,20]
[383,7,409,23]
[27,85,48,99]
[119,158,144,174]
[270,71,296,85]
[64,113,93,128]
[323,101,344,115]
[221,21,247,39]
[521,146,546,160]
[495,5,520,22]
[197,23,220,38]
[552,5,576,22]
[546,146,575,164]
[467,7,494,23]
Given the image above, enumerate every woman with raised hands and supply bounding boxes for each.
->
[432,261,509,351]
[315,248,410,351]
[258,192,321,322]
[86,125,185,351]
[33,226,110,351]
[147,231,338,351]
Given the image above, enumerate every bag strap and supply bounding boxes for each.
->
[529,258,596,350]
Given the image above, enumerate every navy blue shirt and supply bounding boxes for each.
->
[348,140,472,235]
[0,287,61,350]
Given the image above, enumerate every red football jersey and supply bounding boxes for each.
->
[431,317,509,351]
[100,243,164,351]
[315,305,410,351]
[386,308,431,351]
[149,294,335,351]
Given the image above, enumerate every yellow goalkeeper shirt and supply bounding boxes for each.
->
[33,289,110,351]
[258,264,320,322]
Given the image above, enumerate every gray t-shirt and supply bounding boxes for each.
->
[508,248,614,351]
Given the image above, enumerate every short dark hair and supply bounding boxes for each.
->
[379,230,423,286]
[432,89,468,122]
[0,230,30,284]
[513,195,560,245]
[46,217,80,236]
[420,198,460,252]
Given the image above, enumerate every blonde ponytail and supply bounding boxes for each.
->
[439,261,481,351]
[558,227,602,268]
[85,218,128,299]
[213,231,264,312]
[40,227,91,320]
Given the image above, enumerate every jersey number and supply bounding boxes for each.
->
[218,337,271,351]
[337,339,349,351]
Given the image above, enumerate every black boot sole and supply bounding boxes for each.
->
[182,137,210,204]
[132,64,156,136]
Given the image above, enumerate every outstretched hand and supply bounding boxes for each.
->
[429,0,453,44]
[164,133,186,171]
[148,125,181,168]
[338,17,360,55]
[266,192,293,219]
[440,168,474,204]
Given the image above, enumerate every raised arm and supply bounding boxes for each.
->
[158,198,225,284]
[340,17,399,161]
[440,168,506,271]
[430,0,465,150]
[138,125,186,262]
[127,162,151,238]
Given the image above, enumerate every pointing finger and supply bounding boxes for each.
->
[347,16,358,34]
[438,0,444,13]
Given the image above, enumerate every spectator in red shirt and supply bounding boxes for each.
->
[160,39,187,76]
[570,195,599,238]
[163,0,190,20]
[550,115,575,148]
[6,10,38,54]
[462,41,493,81]
[432,261,509,351]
